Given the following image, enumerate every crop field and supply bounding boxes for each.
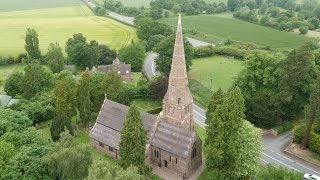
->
[0,1,137,56]
[160,14,314,49]
[189,56,244,92]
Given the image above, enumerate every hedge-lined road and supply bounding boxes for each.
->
[144,53,320,176]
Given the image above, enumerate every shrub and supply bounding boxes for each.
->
[272,122,294,134]
[293,123,306,143]
[194,46,249,59]
[309,131,320,154]
[299,26,308,34]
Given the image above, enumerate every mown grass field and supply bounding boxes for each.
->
[189,56,244,92]
[95,0,226,7]
[160,14,314,49]
[0,1,137,56]
[0,64,26,94]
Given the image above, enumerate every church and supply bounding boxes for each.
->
[89,15,202,178]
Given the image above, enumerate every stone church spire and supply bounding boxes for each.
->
[160,15,194,131]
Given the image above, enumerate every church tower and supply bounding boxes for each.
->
[161,14,194,131]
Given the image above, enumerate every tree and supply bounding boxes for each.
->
[0,141,15,175]
[102,71,123,101]
[50,77,77,141]
[4,72,24,97]
[149,75,168,99]
[25,28,41,60]
[78,70,94,126]
[0,108,32,136]
[300,73,320,149]
[146,34,165,52]
[119,105,148,174]
[44,131,92,180]
[236,51,284,128]
[46,43,64,73]
[227,0,240,11]
[118,42,146,72]
[97,44,117,65]
[172,4,181,15]
[279,44,314,120]
[65,33,99,70]
[154,35,193,75]
[205,88,225,124]
[87,161,143,180]
[205,87,262,179]
[90,73,107,112]
[313,5,320,19]
[135,17,173,41]
[150,6,163,20]
[1,144,51,180]
[22,61,53,99]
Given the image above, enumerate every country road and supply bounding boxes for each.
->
[144,53,320,176]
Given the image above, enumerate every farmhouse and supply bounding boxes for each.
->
[89,15,202,178]
[90,57,132,83]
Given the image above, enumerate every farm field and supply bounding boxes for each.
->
[0,64,26,94]
[0,0,81,12]
[0,1,137,56]
[160,14,314,49]
[189,56,244,92]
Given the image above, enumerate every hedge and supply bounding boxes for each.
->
[194,46,249,59]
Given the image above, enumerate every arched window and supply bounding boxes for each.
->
[192,143,197,159]
[178,98,181,104]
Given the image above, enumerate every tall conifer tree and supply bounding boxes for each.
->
[119,105,148,174]
[78,70,94,126]
[206,88,225,124]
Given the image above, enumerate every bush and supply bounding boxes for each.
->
[309,131,320,154]
[299,26,308,34]
[194,46,249,59]
[272,122,294,134]
[293,123,306,143]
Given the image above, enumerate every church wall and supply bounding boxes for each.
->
[90,139,120,159]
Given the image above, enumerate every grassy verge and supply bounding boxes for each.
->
[189,79,212,108]
[271,122,294,135]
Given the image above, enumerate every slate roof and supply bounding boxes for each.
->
[90,58,131,76]
[89,99,157,150]
[150,121,195,158]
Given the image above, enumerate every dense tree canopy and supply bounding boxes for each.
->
[44,132,92,180]
[236,51,284,128]
[118,42,146,72]
[65,33,100,70]
[0,108,32,136]
[149,75,168,100]
[97,44,117,65]
[78,70,94,126]
[135,17,173,41]
[279,44,315,120]
[22,61,53,99]
[4,72,24,97]
[205,87,262,179]
[154,35,193,75]
[206,88,225,124]
[102,71,124,101]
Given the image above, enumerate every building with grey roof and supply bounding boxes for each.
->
[89,15,202,178]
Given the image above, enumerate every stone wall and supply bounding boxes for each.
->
[90,139,120,159]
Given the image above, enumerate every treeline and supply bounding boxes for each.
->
[232,0,320,34]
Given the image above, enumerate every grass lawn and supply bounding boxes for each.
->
[160,14,314,49]
[0,2,137,56]
[0,64,26,94]
[133,98,162,112]
[189,56,244,92]
[130,72,144,86]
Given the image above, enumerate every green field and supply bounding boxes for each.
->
[160,14,314,49]
[0,1,137,56]
[189,56,244,92]
[0,0,81,12]
[0,64,26,94]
